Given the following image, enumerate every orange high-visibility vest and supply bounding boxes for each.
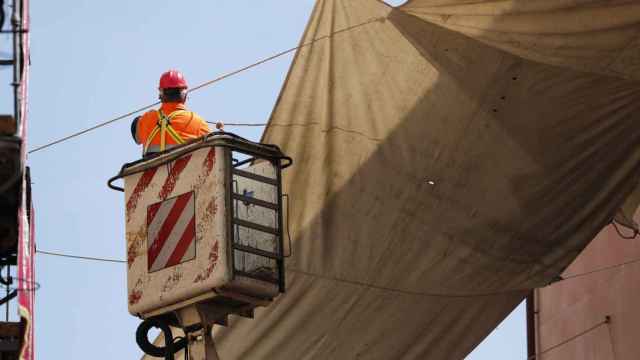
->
[135,103,210,154]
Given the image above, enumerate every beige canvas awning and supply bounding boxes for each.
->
[145,1,640,359]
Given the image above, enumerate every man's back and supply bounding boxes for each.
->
[131,70,211,156]
[134,102,210,153]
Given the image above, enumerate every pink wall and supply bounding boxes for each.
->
[535,218,640,359]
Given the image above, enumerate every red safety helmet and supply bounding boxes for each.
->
[159,70,188,90]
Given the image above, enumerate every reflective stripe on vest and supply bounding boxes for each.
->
[143,110,187,154]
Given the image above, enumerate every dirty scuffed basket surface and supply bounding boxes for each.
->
[112,134,289,317]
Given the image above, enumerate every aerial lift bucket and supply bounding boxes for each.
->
[109,132,291,359]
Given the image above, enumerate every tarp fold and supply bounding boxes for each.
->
[210,1,640,359]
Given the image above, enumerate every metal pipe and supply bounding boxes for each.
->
[0,0,5,32]
[276,159,285,293]
[526,291,536,359]
[5,264,10,321]
[11,0,21,132]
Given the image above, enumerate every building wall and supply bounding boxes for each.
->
[535,214,640,360]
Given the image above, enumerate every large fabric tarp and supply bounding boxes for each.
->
[401,0,640,81]
[146,1,640,359]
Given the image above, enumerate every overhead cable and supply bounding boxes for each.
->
[292,254,640,298]
[206,121,267,127]
[28,103,159,154]
[560,256,640,281]
[527,316,610,359]
[36,249,126,264]
[36,246,640,298]
[28,16,385,154]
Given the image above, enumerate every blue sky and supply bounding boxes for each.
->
[24,1,524,359]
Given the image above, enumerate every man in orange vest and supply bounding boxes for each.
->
[131,70,210,156]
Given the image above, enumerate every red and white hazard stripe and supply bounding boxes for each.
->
[125,148,217,271]
[126,148,216,218]
[147,191,196,272]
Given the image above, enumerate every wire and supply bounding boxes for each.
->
[527,317,610,359]
[35,248,523,297]
[283,193,293,258]
[36,246,527,298]
[34,245,640,297]
[206,121,267,127]
[186,16,384,94]
[0,277,40,292]
[560,256,640,281]
[36,249,126,264]
[136,317,187,359]
[289,251,640,298]
[33,247,617,358]
[28,16,385,155]
[287,268,533,298]
[28,103,160,154]
[612,220,638,239]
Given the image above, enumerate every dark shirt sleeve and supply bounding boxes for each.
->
[131,116,141,144]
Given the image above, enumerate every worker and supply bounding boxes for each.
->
[131,70,210,156]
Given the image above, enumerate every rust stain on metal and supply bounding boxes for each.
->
[126,227,146,269]
[196,198,218,239]
[160,269,184,301]
[159,154,193,200]
[193,197,219,283]
[129,278,144,305]
[126,167,158,222]
[128,290,142,306]
[206,198,218,219]
[194,241,219,283]
[192,148,216,191]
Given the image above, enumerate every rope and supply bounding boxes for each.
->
[527,317,610,359]
[28,16,385,155]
